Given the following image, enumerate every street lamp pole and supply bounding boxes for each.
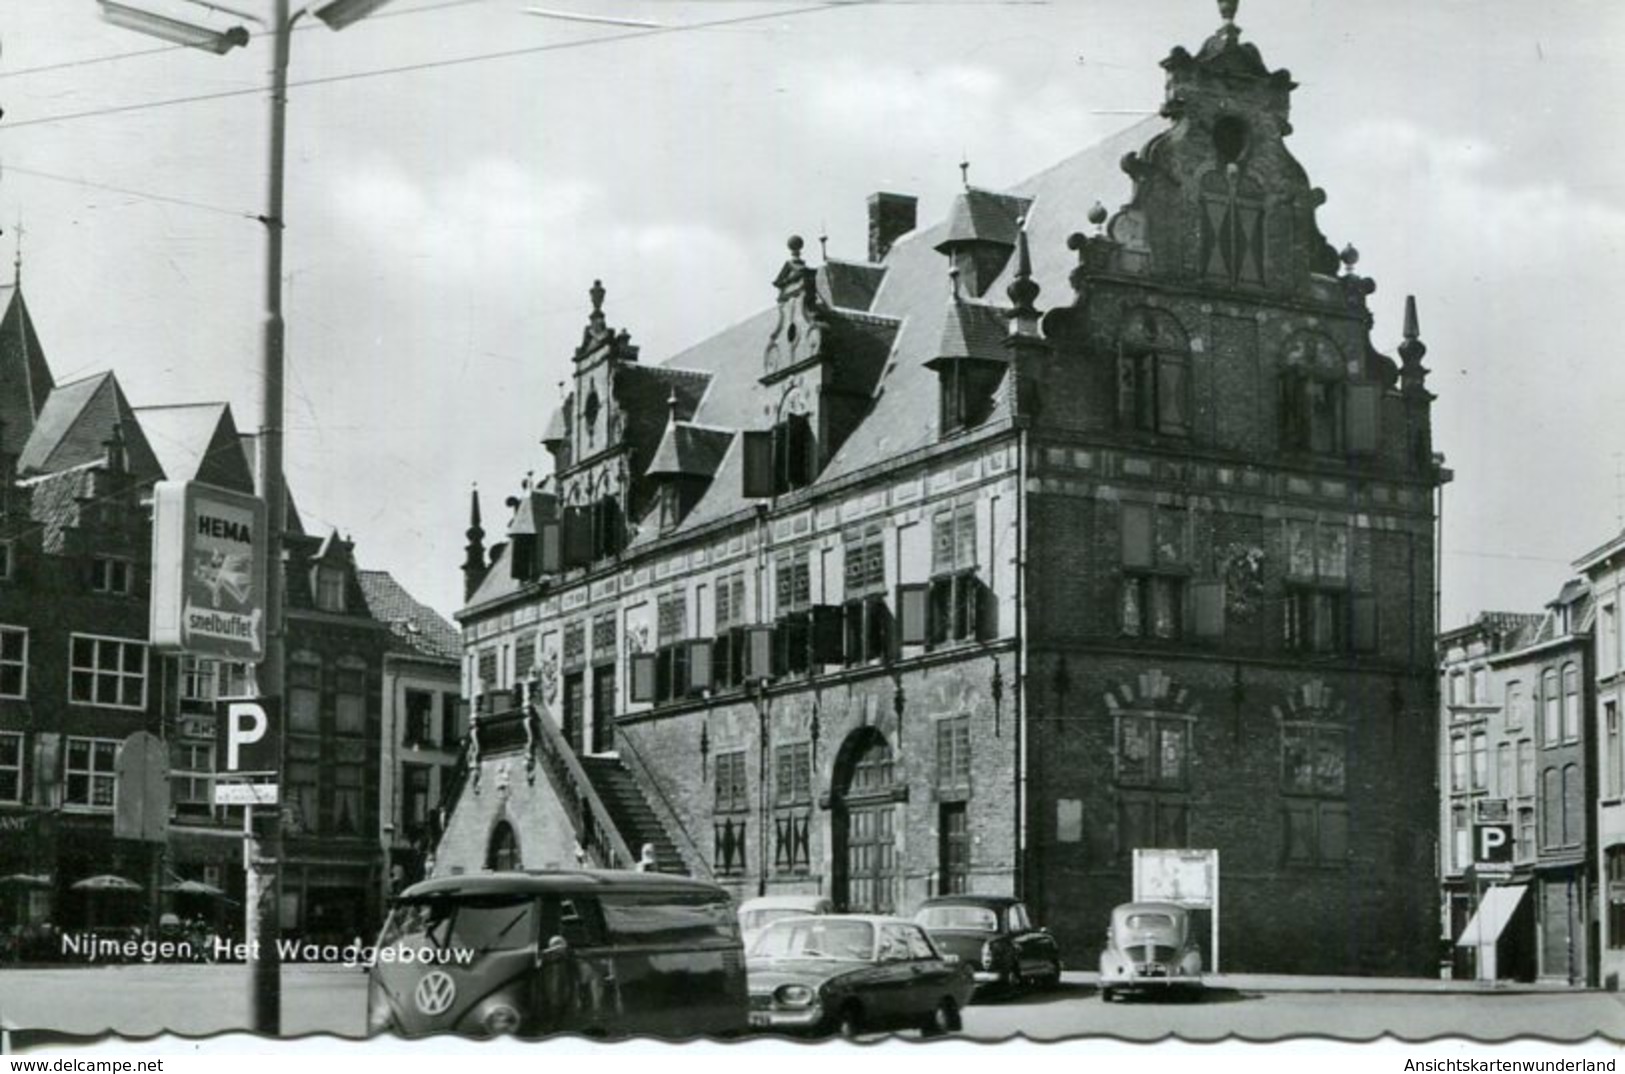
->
[97,0,394,1036]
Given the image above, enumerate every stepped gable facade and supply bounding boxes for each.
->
[437,3,1443,974]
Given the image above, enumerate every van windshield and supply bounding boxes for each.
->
[381,896,536,955]
[915,905,998,931]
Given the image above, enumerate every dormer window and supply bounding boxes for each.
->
[314,565,346,613]
[742,415,815,498]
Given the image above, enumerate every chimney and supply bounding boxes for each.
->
[867,192,917,263]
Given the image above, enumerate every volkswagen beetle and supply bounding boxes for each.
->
[1098,901,1202,1001]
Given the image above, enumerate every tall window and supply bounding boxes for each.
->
[313,565,346,612]
[515,631,537,685]
[1541,767,1561,849]
[1517,806,1536,862]
[773,742,812,875]
[713,570,749,689]
[289,655,321,733]
[929,504,985,646]
[1282,520,1372,653]
[1450,734,1468,794]
[1505,680,1525,727]
[1116,713,1190,854]
[0,626,27,699]
[939,802,970,895]
[1497,741,1514,798]
[714,751,749,876]
[1281,724,1349,867]
[1562,763,1582,848]
[1609,848,1625,951]
[935,716,972,794]
[332,764,363,835]
[403,689,435,747]
[774,549,811,676]
[335,660,366,736]
[772,413,815,495]
[1471,667,1488,705]
[1451,804,1470,873]
[1471,731,1488,791]
[286,761,318,834]
[654,591,692,702]
[1608,701,1622,800]
[843,524,890,664]
[69,635,147,710]
[938,359,1002,437]
[1119,346,1190,437]
[1543,670,1561,746]
[1517,739,1534,797]
[1120,503,1186,641]
[1562,664,1581,743]
[64,737,119,811]
[0,732,22,804]
[402,764,432,841]
[1280,372,1345,455]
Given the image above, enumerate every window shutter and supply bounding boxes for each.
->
[1121,503,1153,568]
[538,519,561,574]
[1345,382,1380,455]
[1320,803,1350,864]
[1191,579,1225,641]
[1351,594,1378,653]
[897,584,929,647]
[744,625,775,682]
[672,642,691,697]
[811,604,844,665]
[1116,345,1137,426]
[562,506,592,568]
[508,534,536,581]
[741,430,775,499]
[687,639,714,692]
[629,653,657,703]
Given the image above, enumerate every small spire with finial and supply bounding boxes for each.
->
[1398,294,1429,392]
[818,224,828,262]
[1006,216,1042,337]
[1087,201,1108,234]
[959,154,970,190]
[787,234,805,266]
[666,386,680,427]
[1339,243,1360,275]
[589,278,605,315]
[1219,0,1238,26]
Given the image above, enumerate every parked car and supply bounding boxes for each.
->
[737,894,834,950]
[746,915,974,1038]
[914,895,1063,995]
[1098,901,1202,1002]
[367,869,749,1038]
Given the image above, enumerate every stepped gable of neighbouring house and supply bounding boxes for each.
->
[358,569,460,662]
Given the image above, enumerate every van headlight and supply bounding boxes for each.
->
[774,984,817,1009]
[367,997,396,1035]
[482,1004,522,1035]
[981,941,995,969]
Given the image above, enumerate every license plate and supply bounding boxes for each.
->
[750,1013,773,1027]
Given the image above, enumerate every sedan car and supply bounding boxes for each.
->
[746,915,974,1038]
[914,895,1062,994]
[737,894,835,951]
[1098,901,1202,1001]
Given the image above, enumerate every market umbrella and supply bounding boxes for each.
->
[70,875,141,893]
[161,879,225,898]
[0,874,51,889]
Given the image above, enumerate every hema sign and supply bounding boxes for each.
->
[150,480,268,660]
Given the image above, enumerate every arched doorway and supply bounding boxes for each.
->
[486,820,522,871]
[831,729,899,913]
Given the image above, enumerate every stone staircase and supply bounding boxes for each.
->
[579,755,685,873]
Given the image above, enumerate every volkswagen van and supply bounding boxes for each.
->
[367,870,748,1038]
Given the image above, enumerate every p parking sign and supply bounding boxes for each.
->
[1475,823,1514,865]
[215,697,280,775]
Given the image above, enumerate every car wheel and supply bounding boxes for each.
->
[1043,960,1063,989]
[1008,966,1025,993]
[1101,987,1116,1003]
[921,997,961,1037]
[837,1004,864,1041]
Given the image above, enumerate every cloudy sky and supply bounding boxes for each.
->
[2,0,1622,631]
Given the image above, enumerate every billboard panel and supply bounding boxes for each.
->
[151,481,268,660]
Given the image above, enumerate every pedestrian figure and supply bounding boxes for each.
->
[636,844,657,872]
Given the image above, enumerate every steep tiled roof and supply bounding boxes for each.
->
[357,569,460,661]
[0,285,55,458]
[135,402,255,493]
[647,422,734,478]
[817,260,886,312]
[935,299,1010,363]
[938,188,1032,248]
[17,372,163,484]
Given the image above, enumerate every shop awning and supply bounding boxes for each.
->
[1455,883,1528,947]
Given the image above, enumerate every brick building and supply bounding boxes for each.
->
[435,5,1444,975]
[0,272,395,945]
[1575,534,1625,987]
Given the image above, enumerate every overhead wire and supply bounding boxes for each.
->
[2,2,863,132]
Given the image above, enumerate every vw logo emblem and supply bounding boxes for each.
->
[414,970,457,1017]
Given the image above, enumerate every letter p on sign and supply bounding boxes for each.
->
[217,698,278,774]
[1476,823,1513,864]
